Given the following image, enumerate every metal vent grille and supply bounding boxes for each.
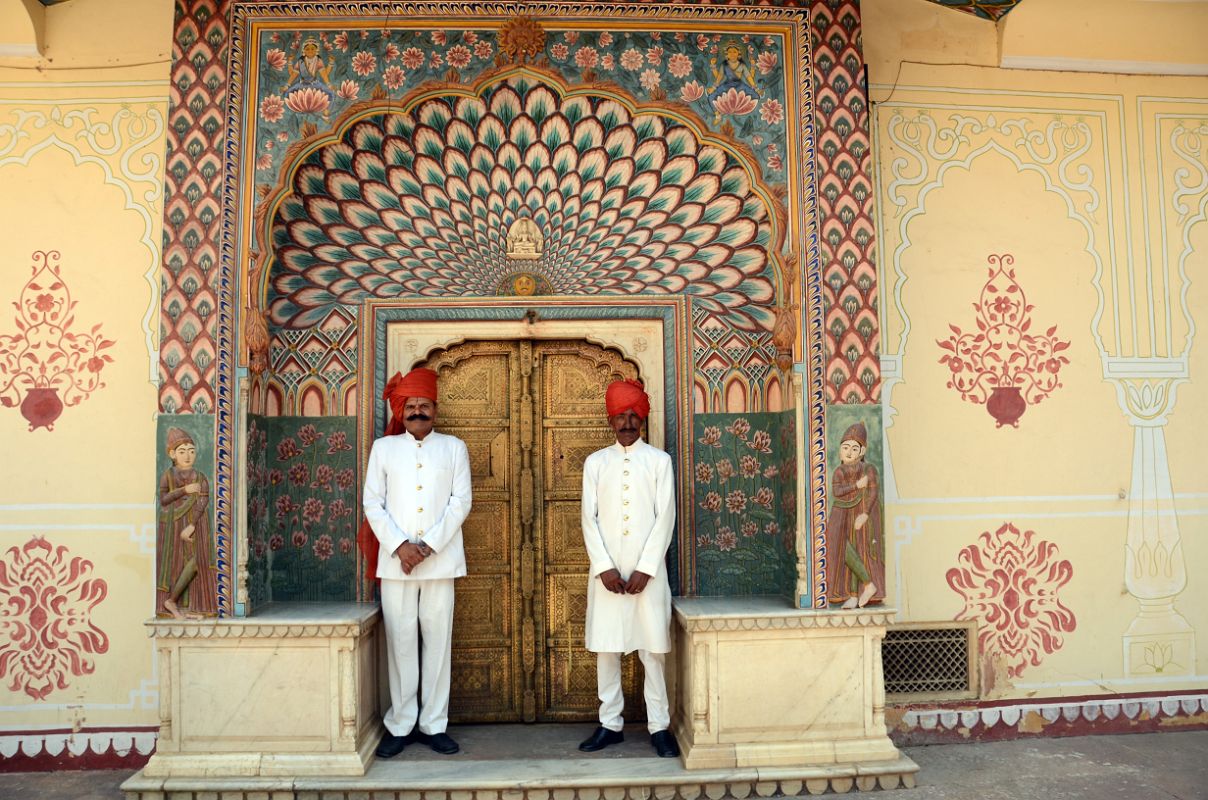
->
[883,623,977,700]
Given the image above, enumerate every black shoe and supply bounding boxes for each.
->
[579,726,624,752]
[375,732,407,759]
[423,731,459,755]
[650,729,680,758]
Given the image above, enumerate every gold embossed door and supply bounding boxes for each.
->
[425,339,643,723]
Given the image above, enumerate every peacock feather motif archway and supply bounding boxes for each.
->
[254,66,791,412]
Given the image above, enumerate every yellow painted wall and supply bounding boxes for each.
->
[866,0,1208,697]
[0,0,171,744]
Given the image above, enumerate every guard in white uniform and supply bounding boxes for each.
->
[363,367,472,757]
[578,379,680,758]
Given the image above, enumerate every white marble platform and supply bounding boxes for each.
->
[122,724,917,798]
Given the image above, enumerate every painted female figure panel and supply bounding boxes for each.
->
[825,422,885,608]
[157,427,218,617]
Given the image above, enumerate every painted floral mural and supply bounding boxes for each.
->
[0,536,109,700]
[693,412,797,596]
[252,26,788,187]
[246,416,358,603]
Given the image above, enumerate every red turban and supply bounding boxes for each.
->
[605,379,650,419]
[841,422,867,446]
[384,367,438,422]
[359,367,439,586]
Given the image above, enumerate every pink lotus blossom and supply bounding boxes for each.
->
[277,438,301,460]
[303,497,326,523]
[431,31,447,46]
[270,32,280,43]
[446,45,472,69]
[598,33,613,47]
[339,538,354,554]
[620,48,643,71]
[765,521,780,536]
[667,53,692,78]
[383,65,405,89]
[695,463,714,484]
[277,131,289,141]
[285,87,330,115]
[601,54,615,71]
[680,81,705,103]
[264,140,274,150]
[313,534,334,561]
[298,424,320,445]
[747,430,772,453]
[760,98,784,125]
[474,40,492,60]
[716,529,737,552]
[352,51,377,76]
[563,31,579,44]
[336,467,355,489]
[768,155,783,171]
[725,490,748,513]
[338,80,359,100]
[727,418,751,437]
[384,43,400,61]
[265,48,286,70]
[695,34,710,51]
[675,32,686,42]
[698,425,721,446]
[402,47,424,69]
[270,534,284,551]
[289,462,310,487]
[259,94,285,123]
[430,52,443,68]
[639,69,661,92]
[253,539,267,558]
[333,32,349,51]
[700,492,722,513]
[742,521,759,538]
[464,31,478,45]
[292,530,308,548]
[550,43,569,61]
[712,88,758,117]
[269,468,284,485]
[328,499,352,519]
[256,153,273,170]
[697,533,713,549]
[574,47,599,69]
[646,46,664,65]
[312,463,334,490]
[716,459,734,481]
[753,487,775,508]
[327,431,351,453]
[752,134,763,146]
[740,455,760,477]
[763,465,779,478]
[275,495,297,518]
[757,51,778,75]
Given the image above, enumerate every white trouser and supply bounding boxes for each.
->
[597,650,670,734]
[380,578,454,737]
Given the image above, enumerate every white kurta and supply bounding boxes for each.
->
[581,438,676,654]
[362,430,472,580]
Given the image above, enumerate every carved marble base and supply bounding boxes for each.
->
[142,603,382,778]
[672,597,909,773]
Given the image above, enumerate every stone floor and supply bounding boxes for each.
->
[1,727,1205,799]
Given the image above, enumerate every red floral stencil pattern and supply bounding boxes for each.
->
[0,536,109,700]
[947,522,1076,679]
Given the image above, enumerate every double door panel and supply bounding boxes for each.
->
[425,339,642,722]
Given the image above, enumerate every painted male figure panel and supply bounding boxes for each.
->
[363,367,472,757]
[578,379,680,758]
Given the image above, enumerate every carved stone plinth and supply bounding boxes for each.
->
[672,597,912,776]
[142,603,382,777]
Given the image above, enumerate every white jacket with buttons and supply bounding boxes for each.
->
[362,430,472,581]
[581,437,675,654]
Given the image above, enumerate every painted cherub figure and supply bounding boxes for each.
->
[824,422,885,609]
[157,428,217,618]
